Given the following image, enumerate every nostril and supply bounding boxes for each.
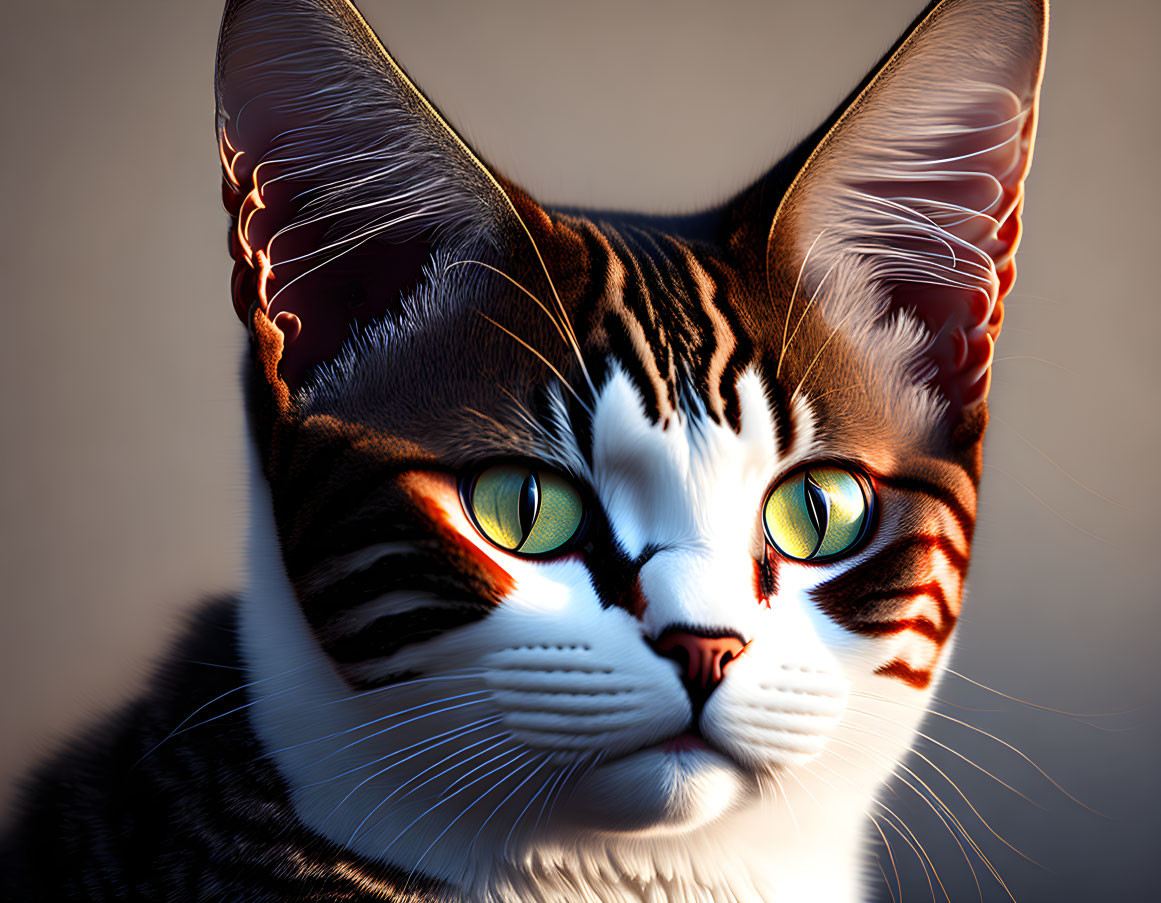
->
[652,629,747,703]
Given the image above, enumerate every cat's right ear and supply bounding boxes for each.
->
[216,0,522,393]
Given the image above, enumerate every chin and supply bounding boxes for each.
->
[565,741,750,834]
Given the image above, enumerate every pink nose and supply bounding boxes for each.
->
[653,630,747,700]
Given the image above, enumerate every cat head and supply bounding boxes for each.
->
[218,0,1046,889]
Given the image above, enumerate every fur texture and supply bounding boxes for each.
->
[2,1,1048,900]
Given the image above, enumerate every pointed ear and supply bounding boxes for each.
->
[216,0,518,389]
[768,0,1047,429]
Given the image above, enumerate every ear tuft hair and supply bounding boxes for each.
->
[769,0,1048,429]
[216,0,511,388]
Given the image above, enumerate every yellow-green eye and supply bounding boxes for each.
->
[464,464,585,557]
[763,465,874,562]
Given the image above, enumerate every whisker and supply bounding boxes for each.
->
[837,736,1016,901]
[853,689,1106,816]
[776,227,830,379]
[503,759,565,855]
[822,740,972,902]
[779,253,843,380]
[446,260,582,369]
[338,668,488,704]
[769,771,801,838]
[133,663,307,766]
[942,668,1130,721]
[135,682,305,768]
[289,693,493,765]
[782,766,826,816]
[185,659,246,671]
[532,756,583,834]
[847,705,1043,809]
[468,754,553,855]
[319,724,500,827]
[488,189,597,397]
[845,720,1045,871]
[337,735,517,850]
[476,312,594,416]
[875,796,947,903]
[982,463,1113,546]
[309,715,504,791]
[540,752,603,835]
[789,297,867,405]
[396,752,542,889]
[394,734,516,804]
[991,417,1128,511]
[867,812,903,903]
[363,745,529,849]
[437,743,529,802]
[802,380,875,406]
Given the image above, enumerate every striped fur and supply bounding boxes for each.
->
[3,1,1048,901]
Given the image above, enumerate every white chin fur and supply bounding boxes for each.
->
[566,747,747,833]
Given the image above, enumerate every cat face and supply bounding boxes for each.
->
[220,0,1046,890]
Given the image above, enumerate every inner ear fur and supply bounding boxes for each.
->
[767,0,1048,429]
[216,0,531,391]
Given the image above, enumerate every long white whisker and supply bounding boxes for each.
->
[133,663,307,766]
[307,714,504,790]
[400,753,543,895]
[394,734,516,804]
[289,692,493,764]
[468,754,553,855]
[852,689,1102,814]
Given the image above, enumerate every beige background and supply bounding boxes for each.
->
[2,0,1158,897]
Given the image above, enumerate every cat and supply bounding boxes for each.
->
[1,0,1048,900]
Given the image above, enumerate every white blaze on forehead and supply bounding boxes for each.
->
[591,368,778,559]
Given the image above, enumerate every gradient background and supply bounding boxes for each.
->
[2,0,1158,898]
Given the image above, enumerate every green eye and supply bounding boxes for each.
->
[763,465,873,562]
[464,464,585,557]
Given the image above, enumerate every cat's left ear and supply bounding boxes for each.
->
[216,0,532,393]
[766,0,1048,431]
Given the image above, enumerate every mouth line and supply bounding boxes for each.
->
[655,731,712,753]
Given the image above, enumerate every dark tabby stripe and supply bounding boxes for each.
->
[873,473,977,539]
[555,217,746,437]
[324,603,496,665]
[874,658,937,690]
[0,599,444,902]
[848,581,957,644]
[811,528,970,689]
[287,473,516,685]
[762,369,797,458]
[810,533,968,625]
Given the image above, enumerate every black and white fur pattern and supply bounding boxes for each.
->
[243,371,931,901]
[1,1,1047,901]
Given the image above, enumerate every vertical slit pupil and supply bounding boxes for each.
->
[803,472,830,559]
[517,472,540,542]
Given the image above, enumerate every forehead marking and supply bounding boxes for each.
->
[680,247,736,424]
[590,367,778,560]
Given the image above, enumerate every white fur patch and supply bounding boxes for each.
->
[241,362,940,902]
